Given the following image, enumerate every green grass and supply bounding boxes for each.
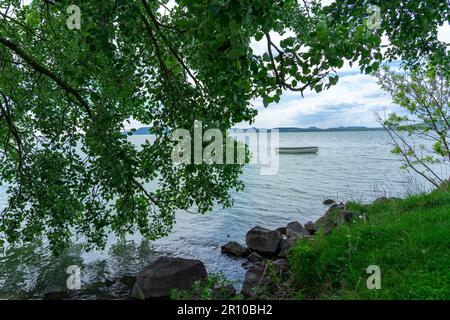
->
[289,188,450,300]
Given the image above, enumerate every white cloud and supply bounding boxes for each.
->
[158,0,177,15]
[250,30,297,56]
[438,22,450,44]
[236,71,399,129]
[321,0,336,6]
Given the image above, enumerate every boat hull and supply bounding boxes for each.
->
[275,147,318,154]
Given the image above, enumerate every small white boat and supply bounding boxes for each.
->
[275,147,318,154]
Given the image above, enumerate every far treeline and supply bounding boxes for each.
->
[131,126,385,135]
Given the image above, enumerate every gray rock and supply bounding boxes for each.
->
[314,215,336,235]
[336,210,356,226]
[245,226,282,257]
[241,265,267,298]
[286,221,309,239]
[272,258,289,271]
[221,241,249,257]
[325,203,345,216]
[304,221,315,235]
[278,237,296,258]
[323,199,336,205]
[132,257,207,299]
[108,281,133,298]
[315,206,358,234]
[276,227,287,235]
[247,251,264,263]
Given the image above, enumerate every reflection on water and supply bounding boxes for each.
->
[0,239,156,299]
[0,131,447,298]
[0,240,84,298]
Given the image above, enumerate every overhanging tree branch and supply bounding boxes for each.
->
[141,0,205,94]
[0,36,93,117]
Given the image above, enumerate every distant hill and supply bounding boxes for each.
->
[133,127,152,135]
[127,126,384,135]
[231,126,384,132]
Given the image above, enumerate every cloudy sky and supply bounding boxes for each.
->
[238,23,450,129]
[237,60,399,129]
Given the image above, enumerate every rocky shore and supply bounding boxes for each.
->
[40,197,399,300]
[219,199,361,298]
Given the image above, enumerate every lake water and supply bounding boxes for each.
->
[0,131,445,298]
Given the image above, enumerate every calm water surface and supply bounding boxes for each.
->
[0,131,444,298]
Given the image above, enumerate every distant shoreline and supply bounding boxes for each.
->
[129,126,385,135]
[231,126,385,133]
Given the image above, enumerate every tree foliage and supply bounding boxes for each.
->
[0,0,448,252]
[376,66,450,188]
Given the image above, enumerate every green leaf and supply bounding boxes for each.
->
[314,83,323,93]
[254,32,264,41]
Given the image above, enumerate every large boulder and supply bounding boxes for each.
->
[221,241,249,258]
[245,226,282,257]
[286,221,310,239]
[241,265,267,298]
[132,257,207,299]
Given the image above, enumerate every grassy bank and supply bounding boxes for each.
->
[289,188,450,299]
